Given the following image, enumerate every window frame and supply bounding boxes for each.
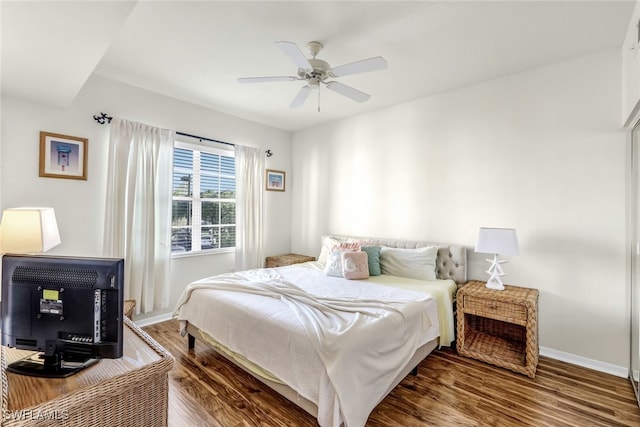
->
[171,139,236,257]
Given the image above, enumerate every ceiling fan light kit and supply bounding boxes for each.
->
[238,40,387,109]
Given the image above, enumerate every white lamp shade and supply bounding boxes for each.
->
[475,227,519,256]
[0,207,61,253]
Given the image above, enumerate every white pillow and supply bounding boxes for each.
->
[379,246,438,281]
[324,250,343,277]
[318,237,340,264]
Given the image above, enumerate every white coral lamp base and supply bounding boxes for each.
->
[485,253,507,290]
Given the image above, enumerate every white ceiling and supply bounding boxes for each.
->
[1,1,635,132]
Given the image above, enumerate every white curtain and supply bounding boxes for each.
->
[235,145,265,270]
[103,118,174,314]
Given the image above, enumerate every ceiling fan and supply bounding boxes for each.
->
[237,41,387,109]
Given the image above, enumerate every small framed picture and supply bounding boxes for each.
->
[265,169,286,192]
[39,131,88,180]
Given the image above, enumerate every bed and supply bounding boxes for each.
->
[173,235,467,427]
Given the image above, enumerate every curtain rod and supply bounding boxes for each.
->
[92,112,273,156]
[175,131,233,147]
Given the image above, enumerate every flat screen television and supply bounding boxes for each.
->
[1,254,125,378]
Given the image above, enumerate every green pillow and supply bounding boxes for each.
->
[361,246,382,276]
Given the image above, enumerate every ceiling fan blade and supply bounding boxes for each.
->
[330,56,387,77]
[275,41,313,72]
[237,76,298,83]
[290,86,313,108]
[325,81,370,103]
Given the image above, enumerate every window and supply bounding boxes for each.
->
[172,140,235,254]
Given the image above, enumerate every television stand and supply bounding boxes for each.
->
[6,352,99,378]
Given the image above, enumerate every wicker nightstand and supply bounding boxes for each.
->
[456,280,539,378]
[265,253,315,268]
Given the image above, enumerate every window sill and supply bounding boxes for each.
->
[171,247,235,259]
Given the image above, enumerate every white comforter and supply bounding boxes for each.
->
[173,264,439,427]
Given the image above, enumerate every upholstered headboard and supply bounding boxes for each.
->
[322,235,467,285]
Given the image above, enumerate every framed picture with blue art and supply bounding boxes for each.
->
[39,131,88,180]
[265,169,285,192]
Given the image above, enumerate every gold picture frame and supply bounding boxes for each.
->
[39,131,88,180]
[265,169,285,192]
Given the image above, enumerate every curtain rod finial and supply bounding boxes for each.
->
[93,112,113,125]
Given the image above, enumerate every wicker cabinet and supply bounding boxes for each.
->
[2,318,174,426]
[265,253,315,268]
[457,280,539,378]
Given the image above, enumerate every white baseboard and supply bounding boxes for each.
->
[540,346,628,378]
[133,312,173,328]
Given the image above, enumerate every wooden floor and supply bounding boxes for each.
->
[143,319,640,426]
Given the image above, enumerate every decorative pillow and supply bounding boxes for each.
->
[324,250,344,277]
[341,251,370,280]
[324,243,361,277]
[318,237,361,263]
[379,246,438,281]
[318,237,340,264]
[360,246,382,276]
[336,241,360,251]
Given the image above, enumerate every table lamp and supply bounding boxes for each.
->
[0,207,61,253]
[475,227,519,290]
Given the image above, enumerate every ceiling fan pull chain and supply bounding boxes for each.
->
[318,87,321,113]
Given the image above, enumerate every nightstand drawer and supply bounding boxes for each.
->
[464,296,527,322]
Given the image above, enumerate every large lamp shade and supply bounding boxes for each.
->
[475,227,519,256]
[0,207,61,253]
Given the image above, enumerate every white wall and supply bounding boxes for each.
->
[1,74,293,321]
[291,49,628,369]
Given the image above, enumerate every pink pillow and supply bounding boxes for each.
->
[337,241,361,251]
[341,251,370,280]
